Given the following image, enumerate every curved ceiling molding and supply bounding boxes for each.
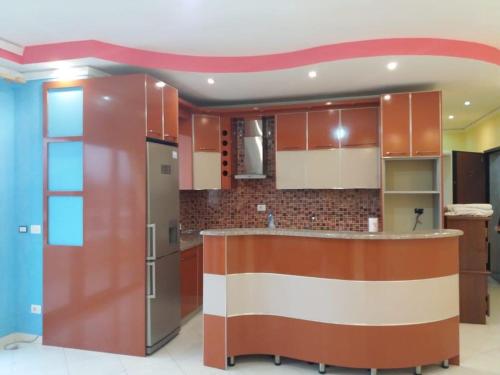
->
[3,38,500,72]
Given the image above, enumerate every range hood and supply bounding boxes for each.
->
[234,117,267,179]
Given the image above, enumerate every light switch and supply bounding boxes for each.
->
[30,225,41,234]
[257,204,266,212]
[18,226,28,233]
[31,304,42,314]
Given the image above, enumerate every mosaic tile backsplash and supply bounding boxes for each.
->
[180,118,381,231]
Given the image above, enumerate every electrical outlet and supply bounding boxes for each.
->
[257,204,266,212]
[18,226,28,233]
[30,225,41,234]
[31,304,42,314]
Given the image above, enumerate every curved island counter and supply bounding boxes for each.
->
[201,228,463,374]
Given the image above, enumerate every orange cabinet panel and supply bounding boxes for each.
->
[341,107,378,147]
[179,116,193,190]
[276,112,307,151]
[146,76,163,139]
[163,86,179,143]
[307,110,340,149]
[193,115,220,152]
[411,91,441,156]
[381,93,410,157]
[180,248,198,318]
[197,245,203,305]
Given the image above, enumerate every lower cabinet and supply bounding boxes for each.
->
[193,152,221,189]
[180,245,203,319]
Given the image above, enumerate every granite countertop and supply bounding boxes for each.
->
[180,230,203,251]
[200,228,463,240]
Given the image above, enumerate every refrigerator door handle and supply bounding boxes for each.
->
[147,262,156,299]
[147,224,156,260]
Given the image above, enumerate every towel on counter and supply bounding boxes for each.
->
[445,203,493,217]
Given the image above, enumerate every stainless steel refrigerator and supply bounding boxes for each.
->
[146,140,181,355]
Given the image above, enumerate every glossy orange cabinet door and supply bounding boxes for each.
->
[163,86,179,143]
[276,112,307,151]
[179,116,193,190]
[197,245,203,305]
[341,107,378,147]
[411,91,441,156]
[180,248,198,318]
[308,110,340,149]
[381,93,410,156]
[193,115,220,152]
[146,76,163,139]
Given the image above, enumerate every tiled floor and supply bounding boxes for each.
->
[1,280,500,375]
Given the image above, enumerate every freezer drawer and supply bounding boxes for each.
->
[146,252,180,353]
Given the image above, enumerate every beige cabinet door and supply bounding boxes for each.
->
[340,147,380,188]
[193,152,221,189]
[305,149,341,189]
[276,151,307,189]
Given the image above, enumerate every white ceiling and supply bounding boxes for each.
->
[0,0,499,130]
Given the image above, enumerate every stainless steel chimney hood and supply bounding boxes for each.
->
[234,117,267,179]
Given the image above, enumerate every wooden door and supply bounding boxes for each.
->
[180,248,198,318]
[275,112,307,151]
[193,115,220,152]
[453,151,487,203]
[411,91,441,156]
[381,93,410,156]
[341,107,378,147]
[307,110,340,149]
[146,76,163,139]
[163,86,179,142]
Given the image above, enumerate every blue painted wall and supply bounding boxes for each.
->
[0,80,44,337]
[13,80,44,335]
[0,80,17,337]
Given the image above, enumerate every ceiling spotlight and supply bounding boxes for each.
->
[155,81,166,88]
[207,78,215,85]
[308,71,317,79]
[464,101,471,106]
[386,62,398,71]
[448,115,455,120]
[383,94,391,101]
[325,101,332,105]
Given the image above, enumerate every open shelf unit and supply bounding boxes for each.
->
[382,157,442,231]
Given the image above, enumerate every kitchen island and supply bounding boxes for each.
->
[201,228,463,374]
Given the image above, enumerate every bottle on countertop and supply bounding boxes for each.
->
[267,210,276,229]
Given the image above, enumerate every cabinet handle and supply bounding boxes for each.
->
[198,147,217,151]
[384,151,407,156]
[414,151,438,155]
[280,146,303,150]
[310,145,337,150]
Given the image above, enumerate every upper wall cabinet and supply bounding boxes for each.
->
[411,91,441,156]
[341,107,378,147]
[163,86,179,143]
[146,76,163,140]
[179,115,193,190]
[276,112,307,151]
[193,115,220,152]
[308,110,340,149]
[381,91,441,157]
[381,93,410,156]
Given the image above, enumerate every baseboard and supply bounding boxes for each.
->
[0,332,42,348]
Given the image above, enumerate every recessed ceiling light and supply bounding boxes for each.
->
[308,70,317,78]
[386,62,398,71]
[464,101,471,106]
[155,81,166,88]
[383,94,391,101]
[448,115,455,120]
[325,101,332,105]
[207,78,215,85]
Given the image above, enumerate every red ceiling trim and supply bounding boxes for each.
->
[2,38,499,72]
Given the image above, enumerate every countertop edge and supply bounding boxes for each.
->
[200,228,464,240]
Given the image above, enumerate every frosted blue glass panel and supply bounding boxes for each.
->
[47,87,83,137]
[48,142,83,191]
[48,196,83,246]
